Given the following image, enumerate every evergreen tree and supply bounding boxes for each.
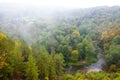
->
[25,54,39,80]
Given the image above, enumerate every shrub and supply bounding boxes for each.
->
[62,74,74,80]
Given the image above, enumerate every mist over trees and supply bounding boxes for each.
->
[0,4,120,80]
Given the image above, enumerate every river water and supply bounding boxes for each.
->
[84,53,106,73]
[66,53,106,73]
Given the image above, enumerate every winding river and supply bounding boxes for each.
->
[84,53,106,73]
[66,47,107,74]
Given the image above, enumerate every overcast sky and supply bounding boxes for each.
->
[0,0,120,8]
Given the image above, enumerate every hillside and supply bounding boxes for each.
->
[0,4,120,80]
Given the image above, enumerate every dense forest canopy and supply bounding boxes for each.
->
[0,4,120,80]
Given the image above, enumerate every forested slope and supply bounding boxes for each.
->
[0,5,120,80]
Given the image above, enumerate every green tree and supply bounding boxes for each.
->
[20,40,31,61]
[36,46,50,79]
[77,36,97,64]
[54,53,64,76]
[0,32,15,79]
[62,45,72,64]
[6,41,24,80]
[106,45,120,67]
[112,36,120,44]
[25,54,39,80]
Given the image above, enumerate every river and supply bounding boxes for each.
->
[66,50,107,73]
[84,53,106,73]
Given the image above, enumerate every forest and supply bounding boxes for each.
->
[0,4,120,80]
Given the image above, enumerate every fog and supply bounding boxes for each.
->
[0,0,120,9]
[0,3,65,44]
[0,0,120,44]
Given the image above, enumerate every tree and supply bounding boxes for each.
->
[20,40,31,61]
[54,53,64,76]
[71,50,79,61]
[61,45,72,64]
[0,32,15,79]
[106,45,120,67]
[77,36,97,64]
[25,54,39,80]
[35,46,50,79]
[6,41,24,80]
[70,30,81,49]
[112,35,120,44]
[101,28,120,42]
